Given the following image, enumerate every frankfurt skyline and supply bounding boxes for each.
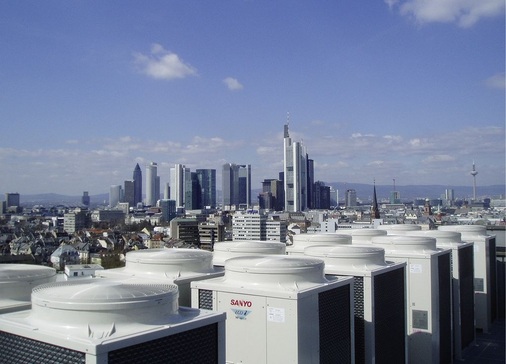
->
[0,1,504,195]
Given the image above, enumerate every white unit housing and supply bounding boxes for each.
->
[0,280,226,363]
[377,224,422,235]
[0,264,56,313]
[95,248,224,307]
[410,230,475,360]
[371,235,452,364]
[339,228,387,244]
[304,245,407,364]
[286,233,351,255]
[212,241,286,267]
[438,225,497,333]
[191,255,355,364]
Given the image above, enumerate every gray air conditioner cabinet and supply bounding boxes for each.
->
[410,230,475,360]
[191,255,355,364]
[438,225,497,333]
[371,235,452,364]
[304,245,407,364]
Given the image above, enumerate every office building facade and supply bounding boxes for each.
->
[222,163,251,209]
[283,123,308,212]
[133,163,142,205]
[145,162,160,206]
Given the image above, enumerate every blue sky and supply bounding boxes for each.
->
[0,0,504,196]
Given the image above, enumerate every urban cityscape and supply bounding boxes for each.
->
[0,1,504,363]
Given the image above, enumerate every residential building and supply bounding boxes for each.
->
[232,210,266,240]
[198,222,224,251]
[64,209,88,233]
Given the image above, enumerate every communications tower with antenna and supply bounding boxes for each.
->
[470,161,478,202]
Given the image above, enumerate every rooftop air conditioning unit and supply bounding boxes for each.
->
[377,224,422,235]
[339,228,387,244]
[409,230,475,360]
[212,241,286,267]
[191,255,355,363]
[95,248,223,307]
[0,264,56,314]
[0,280,225,364]
[286,233,351,255]
[438,225,497,333]
[371,235,452,364]
[304,245,407,364]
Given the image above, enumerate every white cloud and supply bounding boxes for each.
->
[422,154,456,163]
[134,43,197,80]
[223,77,244,91]
[485,73,506,90]
[386,0,505,27]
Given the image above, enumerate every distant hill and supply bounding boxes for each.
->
[8,184,505,207]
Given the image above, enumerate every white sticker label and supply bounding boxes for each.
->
[410,264,423,274]
[267,307,285,323]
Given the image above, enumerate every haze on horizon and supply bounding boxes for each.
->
[0,1,504,196]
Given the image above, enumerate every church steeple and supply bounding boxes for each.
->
[371,180,380,220]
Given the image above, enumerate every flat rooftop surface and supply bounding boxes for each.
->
[458,319,505,363]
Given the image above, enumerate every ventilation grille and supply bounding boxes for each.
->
[353,276,365,364]
[489,237,497,322]
[438,253,452,364]
[459,245,475,349]
[319,284,352,364]
[199,289,214,310]
[374,267,406,364]
[108,323,219,364]
[0,331,85,364]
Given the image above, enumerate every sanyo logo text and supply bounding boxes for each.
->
[230,299,252,307]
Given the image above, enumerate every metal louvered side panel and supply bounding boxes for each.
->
[318,284,352,364]
[373,267,406,364]
[108,323,219,364]
[353,276,365,364]
[459,245,475,349]
[0,331,85,364]
[199,289,214,310]
[489,237,497,322]
[438,253,452,364]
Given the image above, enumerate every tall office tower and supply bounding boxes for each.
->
[160,199,176,222]
[222,163,251,209]
[185,172,202,210]
[123,180,135,206]
[145,162,160,206]
[345,189,357,207]
[170,164,190,208]
[196,169,217,208]
[283,123,308,212]
[259,179,284,211]
[133,163,142,205]
[109,185,122,208]
[81,191,90,207]
[445,188,454,206]
[164,182,170,200]
[5,193,20,208]
[313,181,330,209]
[307,158,314,209]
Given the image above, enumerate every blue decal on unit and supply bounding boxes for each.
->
[231,308,252,320]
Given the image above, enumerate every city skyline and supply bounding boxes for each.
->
[0,1,504,195]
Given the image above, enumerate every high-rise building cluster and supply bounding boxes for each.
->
[101,121,334,215]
